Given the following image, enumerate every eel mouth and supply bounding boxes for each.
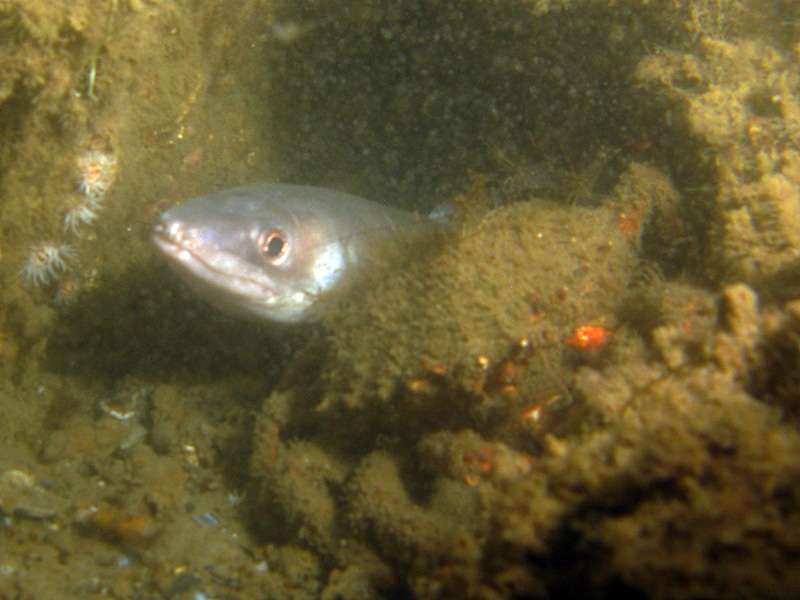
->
[152,224,277,303]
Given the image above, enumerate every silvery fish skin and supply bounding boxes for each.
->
[153,183,431,323]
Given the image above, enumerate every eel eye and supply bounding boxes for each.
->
[258,230,288,264]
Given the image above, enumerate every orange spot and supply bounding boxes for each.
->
[566,325,612,350]
[428,364,448,376]
[408,379,433,394]
[463,473,481,486]
[522,405,543,422]
[79,507,155,546]
[462,446,494,473]
[529,310,546,323]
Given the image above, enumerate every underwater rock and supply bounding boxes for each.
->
[251,407,347,556]
[249,189,645,597]
[316,194,639,424]
[347,451,478,571]
[0,469,65,520]
[639,35,800,288]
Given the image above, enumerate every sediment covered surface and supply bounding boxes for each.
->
[1,0,800,598]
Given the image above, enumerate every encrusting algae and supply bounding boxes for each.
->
[248,174,800,600]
